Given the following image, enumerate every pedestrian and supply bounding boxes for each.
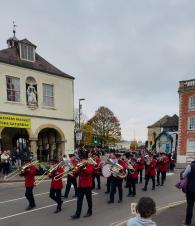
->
[127,197,156,226]
[19,158,37,210]
[1,150,10,179]
[183,159,195,226]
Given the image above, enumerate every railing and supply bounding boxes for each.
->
[179,79,195,89]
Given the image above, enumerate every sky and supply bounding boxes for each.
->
[0,0,195,141]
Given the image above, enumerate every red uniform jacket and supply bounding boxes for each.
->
[76,163,94,188]
[145,159,157,177]
[128,162,139,179]
[20,165,36,188]
[160,156,169,173]
[68,158,78,179]
[138,157,145,170]
[118,159,128,170]
[94,158,102,175]
[50,166,64,190]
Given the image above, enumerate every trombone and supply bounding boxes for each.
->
[34,161,63,186]
[5,160,39,181]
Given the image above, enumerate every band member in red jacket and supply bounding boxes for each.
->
[64,154,78,198]
[71,148,94,219]
[160,153,169,186]
[127,158,139,197]
[142,153,157,191]
[19,159,37,210]
[49,160,64,213]
[137,154,145,184]
[92,153,102,190]
[108,153,127,204]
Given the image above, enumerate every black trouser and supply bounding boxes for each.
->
[185,191,195,225]
[106,177,111,192]
[75,187,92,216]
[2,163,9,175]
[138,169,143,183]
[110,176,123,202]
[128,178,137,195]
[64,176,77,197]
[144,175,155,190]
[157,171,166,185]
[93,173,101,189]
[50,188,62,210]
[25,187,35,207]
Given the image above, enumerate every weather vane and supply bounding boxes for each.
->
[13,21,17,37]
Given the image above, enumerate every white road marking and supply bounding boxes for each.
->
[0,192,49,204]
[0,192,99,221]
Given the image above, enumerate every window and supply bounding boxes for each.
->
[20,44,35,62]
[43,84,54,107]
[188,140,195,152]
[6,76,20,102]
[189,117,195,130]
[190,96,195,109]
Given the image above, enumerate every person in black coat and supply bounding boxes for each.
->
[183,160,195,226]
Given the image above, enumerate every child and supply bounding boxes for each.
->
[127,197,156,226]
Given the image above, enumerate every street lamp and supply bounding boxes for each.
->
[78,98,85,130]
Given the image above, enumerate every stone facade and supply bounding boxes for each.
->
[0,36,75,160]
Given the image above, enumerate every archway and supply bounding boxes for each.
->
[1,127,30,160]
[37,127,64,162]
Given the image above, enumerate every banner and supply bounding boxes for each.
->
[0,114,31,129]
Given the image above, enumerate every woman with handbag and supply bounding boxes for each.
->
[182,160,195,226]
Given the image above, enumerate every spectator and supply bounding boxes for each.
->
[183,159,195,226]
[127,197,156,226]
[1,150,10,179]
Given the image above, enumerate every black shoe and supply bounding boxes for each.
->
[64,195,68,199]
[105,191,110,194]
[127,194,131,197]
[160,184,164,186]
[54,208,61,214]
[156,184,160,186]
[71,214,80,219]
[118,200,122,203]
[83,212,92,217]
[152,187,155,190]
[142,188,147,191]
[107,200,114,204]
[26,205,35,211]
[131,194,136,197]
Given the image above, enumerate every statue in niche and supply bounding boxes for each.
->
[27,84,37,105]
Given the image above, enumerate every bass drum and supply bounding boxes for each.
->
[102,164,112,178]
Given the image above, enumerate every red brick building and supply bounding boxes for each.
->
[178,79,195,163]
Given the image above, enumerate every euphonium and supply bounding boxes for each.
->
[106,158,127,179]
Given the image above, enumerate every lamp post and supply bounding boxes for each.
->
[77,98,85,146]
[78,98,85,130]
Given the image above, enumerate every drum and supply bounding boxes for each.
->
[102,164,112,178]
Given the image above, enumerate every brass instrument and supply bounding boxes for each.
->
[126,161,135,174]
[54,157,97,181]
[34,161,63,186]
[5,160,38,181]
[106,158,127,179]
[144,155,151,166]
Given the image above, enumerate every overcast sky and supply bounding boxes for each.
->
[1,0,195,141]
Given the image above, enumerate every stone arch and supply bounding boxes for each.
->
[34,124,65,141]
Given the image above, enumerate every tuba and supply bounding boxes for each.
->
[102,158,127,179]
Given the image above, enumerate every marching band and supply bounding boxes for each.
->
[8,147,171,218]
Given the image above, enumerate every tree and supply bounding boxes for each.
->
[82,123,93,146]
[88,106,121,146]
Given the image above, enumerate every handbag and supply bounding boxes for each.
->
[175,176,188,193]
